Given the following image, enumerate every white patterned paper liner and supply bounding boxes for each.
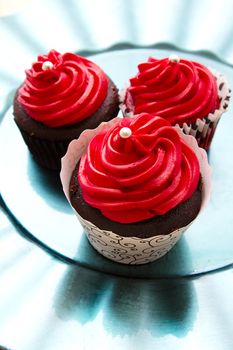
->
[120,68,231,150]
[61,118,211,265]
[76,212,192,264]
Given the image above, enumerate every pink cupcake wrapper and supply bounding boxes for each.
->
[60,120,211,265]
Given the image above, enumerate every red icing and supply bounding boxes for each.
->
[18,50,108,127]
[78,113,200,223]
[125,57,220,125]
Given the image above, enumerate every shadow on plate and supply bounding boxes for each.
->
[54,237,197,338]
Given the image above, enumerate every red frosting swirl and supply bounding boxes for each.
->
[78,113,200,223]
[125,56,220,125]
[18,49,108,127]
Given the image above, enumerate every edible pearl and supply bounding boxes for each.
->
[169,54,180,63]
[42,61,54,70]
[119,127,132,138]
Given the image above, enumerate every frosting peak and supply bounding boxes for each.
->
[78,113,200,223]
[18,49,108,127]
[124,56,220,125]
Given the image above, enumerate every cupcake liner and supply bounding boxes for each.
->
[16,127,70,171]
[120,68,231,151]
[60,120,211,265]
[14,76,119,171]
[75,211,191,264]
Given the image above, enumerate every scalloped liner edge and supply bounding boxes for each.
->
[60,119,211,265]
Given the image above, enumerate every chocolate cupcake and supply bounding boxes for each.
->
[61,113,211,264]
[13,49,119,170]
[121,54,230,150]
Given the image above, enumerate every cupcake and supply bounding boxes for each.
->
[61,113,211,265]
[121,54,230,150]
[13,49,119,170]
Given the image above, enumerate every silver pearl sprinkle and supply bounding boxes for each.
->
[169,54,180,63]
[119,127,132,138]
[42,61,54,70]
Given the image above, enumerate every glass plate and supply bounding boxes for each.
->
[1,48,233,278]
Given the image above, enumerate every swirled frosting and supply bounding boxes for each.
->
[18,49,108,127]
[78,113,200,223]
[124,56,220,125]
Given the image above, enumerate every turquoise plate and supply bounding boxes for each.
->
[0,47,233,278]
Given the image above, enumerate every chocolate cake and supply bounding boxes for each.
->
[68,113,202,237]
[14,78,119,170]
[61,112,211,264]
[69,162,202,238]
[13,49,119,171]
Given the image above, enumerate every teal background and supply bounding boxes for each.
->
[0,1,233,349]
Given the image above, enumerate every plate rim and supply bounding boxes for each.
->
[1,45,233,279]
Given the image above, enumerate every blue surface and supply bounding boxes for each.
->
[1,48,233,279]
[0,1,233,349]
